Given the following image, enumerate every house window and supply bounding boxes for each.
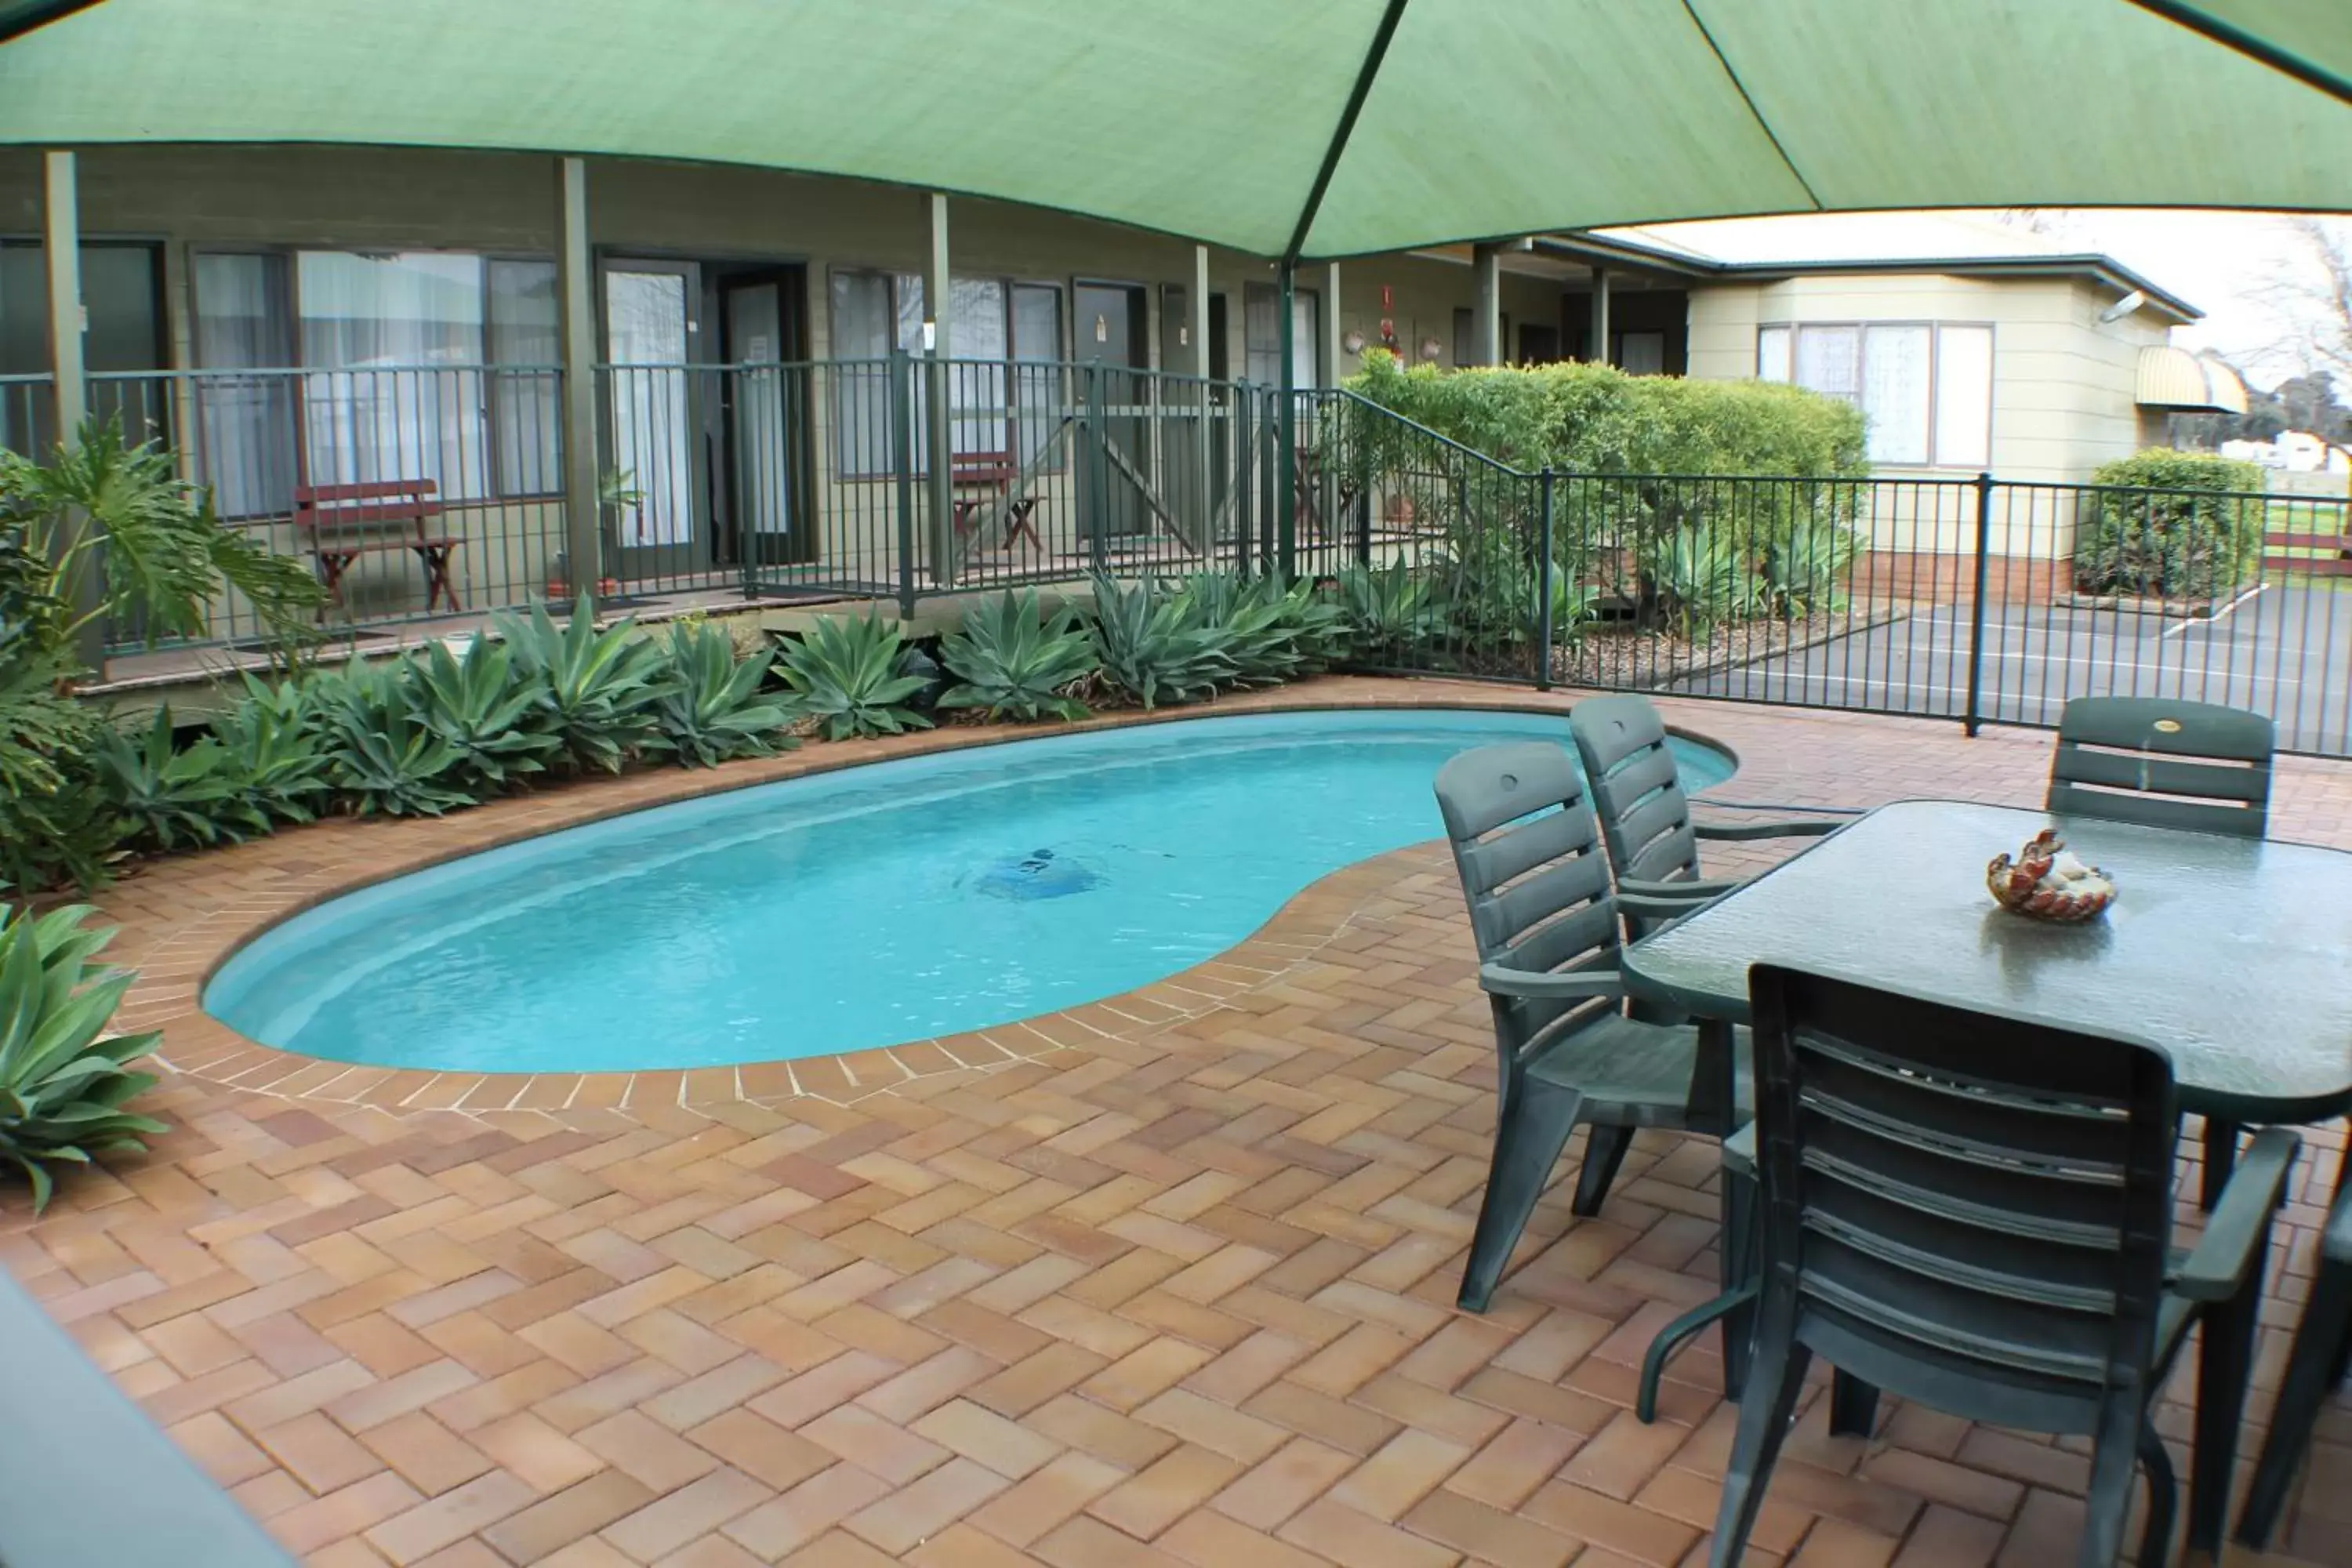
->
[192,249,561,516]
[0,241,165,456]
[828,270,1062,477]
[1618,332,1666,376]
[1758,321,1994,469]
[1245,284,1319,387]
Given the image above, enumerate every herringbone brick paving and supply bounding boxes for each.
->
[16,680,2352,1566]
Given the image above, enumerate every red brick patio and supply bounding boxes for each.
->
[16,680,2352,1566]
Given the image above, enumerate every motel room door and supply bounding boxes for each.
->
[1074,281,1150,540]
[719,268,813,568]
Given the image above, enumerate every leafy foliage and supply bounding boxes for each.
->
[775,613,934,739]
[318,656,477,818]
[1086,576,1237,708]
[208,674,332,826]
[495,601,669,773]
[0,901,169,1212]
[654,622,793,766]
[1639,525,1763,636]
[408,635,562,792]
[937,591,1098,722]
[1175,574,1348,689]
[95,709,269,852]
[1334,561,1446,666]
[1762,521,1862,617]
[2074,449,2267,601]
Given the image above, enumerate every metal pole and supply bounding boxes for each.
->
[1277,260,1298,582]
[1194,244,1213,555]
[891,348,916,618]
[1963,470,1995,737]
[1535,467,1556,690]
[1232,381,1254,577]
[1589,267,1611,365]
[43,150,101,671]
[555,156,601,619]
[1086,360,1108,577]
[1472,243,1501,366]
[924,192,953,586]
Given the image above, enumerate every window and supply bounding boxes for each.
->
[1245,284,1319,387]
[1757,321,1994,469]
[192,249,561,515]
[828,270,1063,477]
[1617,332,1666,376]
[1,242,165,456]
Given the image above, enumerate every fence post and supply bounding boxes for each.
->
[891,350,917,619]
[1230,382,1253,578]
[1534,467,1556,691]
[1963,470,1994,738]
[1085,360,1108,578]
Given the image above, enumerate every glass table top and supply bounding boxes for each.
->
[1621,799,2352,1119]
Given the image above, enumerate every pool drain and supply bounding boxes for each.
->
[971,848,1102,901]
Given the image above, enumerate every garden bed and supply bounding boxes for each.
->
[1556,601,1907,689]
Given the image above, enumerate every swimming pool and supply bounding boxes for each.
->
[205,708,1733,1073]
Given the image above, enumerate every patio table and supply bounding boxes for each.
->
[1621,797,2352,1557]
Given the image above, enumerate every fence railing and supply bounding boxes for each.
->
[16,356,2352,759]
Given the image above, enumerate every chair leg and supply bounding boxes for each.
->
[1457,1084,1582,1313]
[2188,1272,2264,1556]
[1570,1123,1635,1217]
[2202,1117,2243,1210]
[2238,1255,2352,1547]
[2134,1419,2177,1568]
[1828,1372,1880,1439]
[1710,1297,1810,1568]
[1720,1163,1757,1399]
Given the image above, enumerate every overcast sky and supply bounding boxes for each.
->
[2008,209,2352,390]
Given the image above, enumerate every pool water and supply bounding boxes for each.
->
[205,709,1733,1073]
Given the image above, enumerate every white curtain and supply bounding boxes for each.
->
[1757,325,1791,382]
[192,252,298,517]
[298,252,487,499]
[488,260,560,496]
[603,270,692,548]
[1934,325,1994,470]
[949,276,1008,459]
[1794,325,1861,402]
[1011,283,1063,471]
[1860,324,1933,466]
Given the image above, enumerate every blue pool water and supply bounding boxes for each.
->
[205,709,1733,1073]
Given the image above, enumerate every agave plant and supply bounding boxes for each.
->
[93,709,268,852]
[937,590,1098,722]
[0,900,169,1212]
[209,673,332,826]
[1087,575,1236,709]
[407,635,562,791]
[318,656,477,817]
[1179,573,1350,688]
[775,612,933,739]
[493,600,670,773]
[655,622,794,766]
[1639,524,1763,637]
[1335,560,1445,665]
[1762,521,1861,618]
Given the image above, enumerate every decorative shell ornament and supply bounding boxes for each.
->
[1987,829,2117,924]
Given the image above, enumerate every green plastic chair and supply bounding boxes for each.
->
[2236,1168,2352,1548]
[1567,694,1850,938]
[1433,741,1746,1314]
[1715,964,2297,1568]
[2049,695,2276,1210]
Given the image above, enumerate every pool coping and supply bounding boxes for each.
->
[110,681,1733,1119]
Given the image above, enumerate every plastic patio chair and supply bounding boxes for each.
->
[1715,964,2298,1568]
[1433,741,1748,1314]
[2049,695,2276,1209]
[1567,694,1852,939]
[2236,1166,2352,1548]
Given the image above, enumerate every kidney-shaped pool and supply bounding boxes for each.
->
[205,708,1733,1073]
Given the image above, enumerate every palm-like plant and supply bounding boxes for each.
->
[0,900,169,1212]
[655,622,793,766]
[407,635,562,792]
[493,601,670,773]
[937,590,1097,722]
[775,613,933,739]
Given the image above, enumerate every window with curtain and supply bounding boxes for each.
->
[1244,284,1319,387]
[829,270,1063,477]
[1759,321,1995,468]
[192,249,559,514]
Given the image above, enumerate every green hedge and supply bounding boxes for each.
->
[2074,448,2269,601]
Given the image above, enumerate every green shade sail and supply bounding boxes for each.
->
[0,0,2344,260]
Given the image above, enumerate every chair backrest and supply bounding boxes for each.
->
[2047,696,2272,839]
[1433,742,1622,1055]
[1747,964,2177,1433]
[1568,694,1703,886]
[293,480,440,543]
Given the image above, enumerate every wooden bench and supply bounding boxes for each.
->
[294,480,464,614]
[949,451,1043,550]
[2263,528,2352,576]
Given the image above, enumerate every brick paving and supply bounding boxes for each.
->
[16,678,2352,1566]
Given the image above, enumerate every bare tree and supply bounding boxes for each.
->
[2255,216,2352,383]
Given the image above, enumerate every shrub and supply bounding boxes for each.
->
[655,622,793,766]
[2073,449,2267,601]
[1175,573,1348,688]
[1086,576,1236,707]
[775,612,933,739]
[1334,561,1446,666]
[1639,524,1763,636]
[1762,520,1863,618]
[209,673,331,826]
[408,635,562,792]
[318,656,477,818]
[95,709,269,852]
[0,900,169,1212]
[938,590,1098,722]
[495,601,670,773]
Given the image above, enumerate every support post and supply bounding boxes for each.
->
[555,156,601,619]
[43,150,101,670]
[1535,467,1556,690]
[1194,244,1214,554]
[891,348,917,618]
[1963,472,1994,737]
[1323,261,1342,387]
[1589,266,1612,365]
[1472,243,1501,366]
[1085,361,1109,576]
[1277,260,1298,582]
[924,192,953,586]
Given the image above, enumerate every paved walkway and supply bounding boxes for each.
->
[16,681,2352,1567]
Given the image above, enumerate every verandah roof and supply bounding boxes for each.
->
[0,0,2344,262]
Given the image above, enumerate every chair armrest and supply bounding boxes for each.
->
[1620,876,1744,903]
[1694,815,1852,843]
[2172,1127,2300,1302]
[1478,962,1624,1002]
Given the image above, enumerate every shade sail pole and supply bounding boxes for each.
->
[2124,0,2352,104]
[1276,0,1410,583]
